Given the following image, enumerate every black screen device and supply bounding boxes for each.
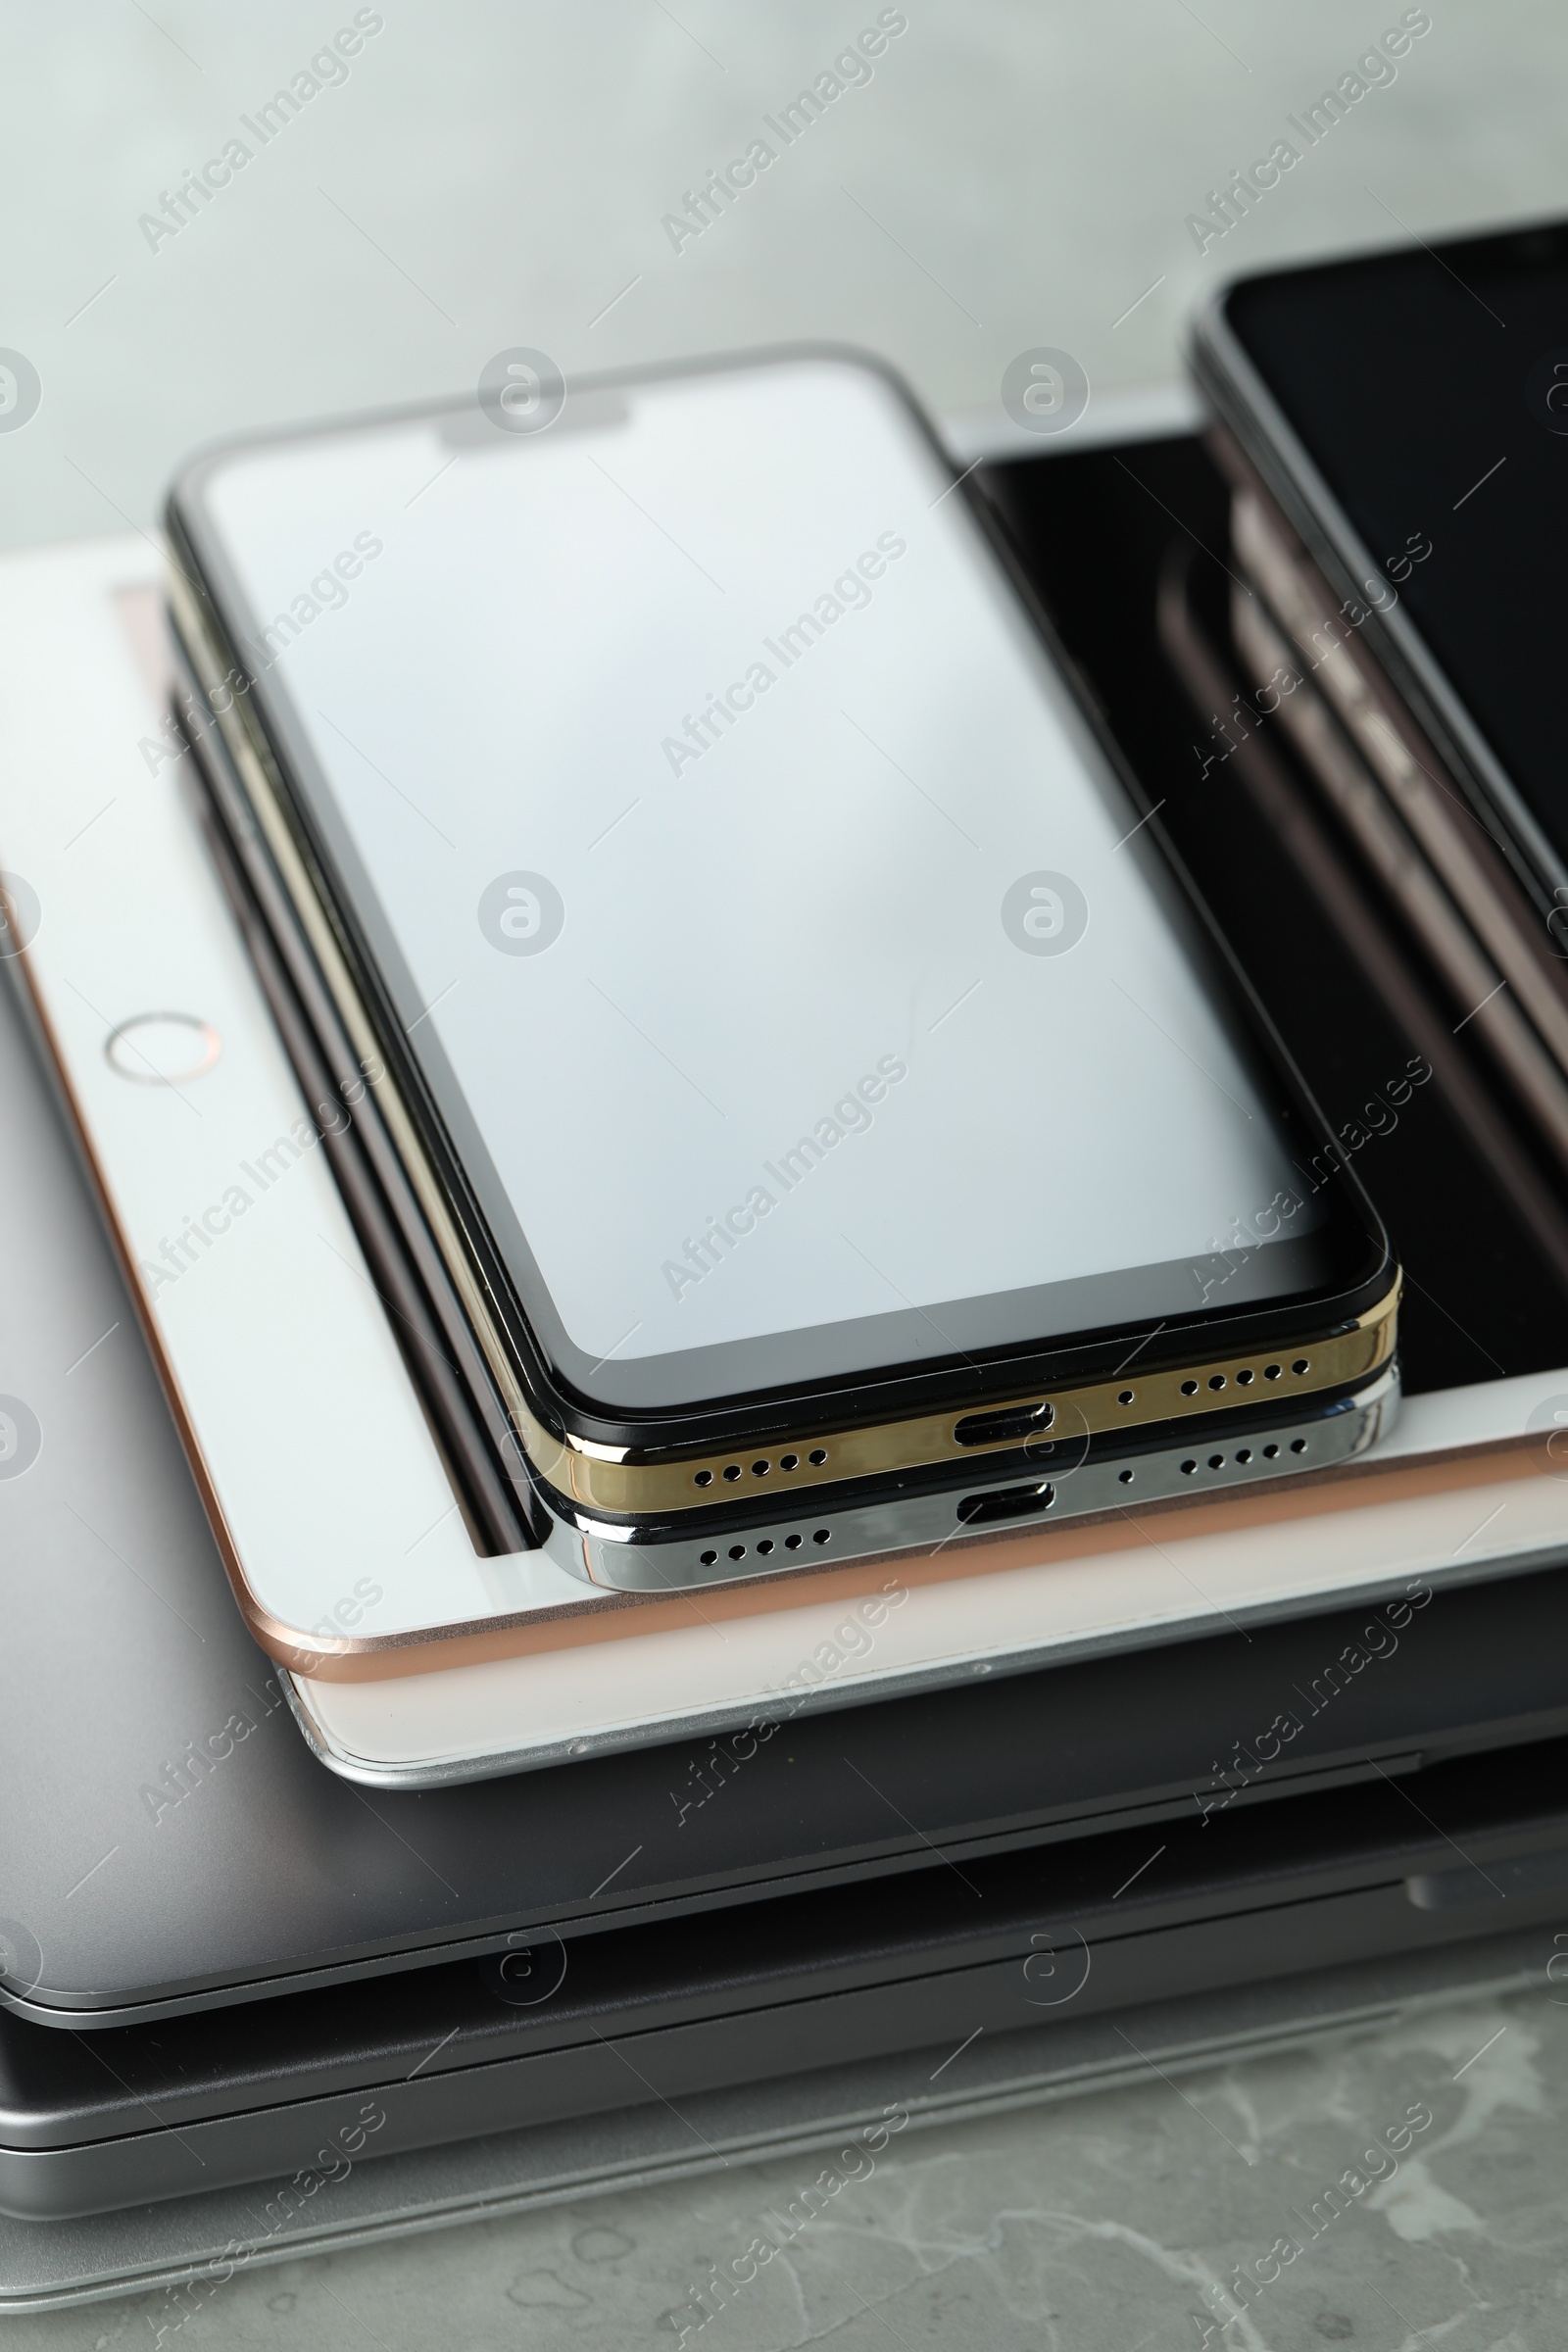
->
[1192,216,1568,917]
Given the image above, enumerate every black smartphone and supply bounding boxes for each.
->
[1193,218,1568,971]
[164,347,1396,1592]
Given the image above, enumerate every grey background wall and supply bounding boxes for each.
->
[2,0,1563,543]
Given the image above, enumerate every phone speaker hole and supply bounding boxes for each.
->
[699,1548,717,1566]
[785,1533,804,1549]
[1291,1437,1307,1452]
[811,1527,831,1544]
[728,1544,746,1561]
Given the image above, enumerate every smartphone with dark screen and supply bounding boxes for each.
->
[1192,220,1568,1117]
[165,349,1396,1592]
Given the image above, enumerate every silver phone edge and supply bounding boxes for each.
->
[550,1365,1400,1592]
[282,1365,1400,1789]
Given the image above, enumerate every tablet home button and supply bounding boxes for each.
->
[104,1011,222,1086]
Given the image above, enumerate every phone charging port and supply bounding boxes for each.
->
[956,1480,1055,1526]
[954,1399,1055,1446]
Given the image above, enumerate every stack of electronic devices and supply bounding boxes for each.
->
[2,216,1568,2305]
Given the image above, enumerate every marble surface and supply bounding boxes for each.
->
[8,1973,1567,2349]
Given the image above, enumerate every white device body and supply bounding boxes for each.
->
[1,533,1563,1785]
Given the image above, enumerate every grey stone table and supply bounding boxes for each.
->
[8,1962,1567,2349]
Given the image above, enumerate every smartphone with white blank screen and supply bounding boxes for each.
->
[166,348,1398,1590]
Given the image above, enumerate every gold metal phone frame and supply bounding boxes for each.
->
[170,564,1400,1531]
[529,1290,1399,1516]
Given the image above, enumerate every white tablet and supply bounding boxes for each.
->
[2,528,1563,1786]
